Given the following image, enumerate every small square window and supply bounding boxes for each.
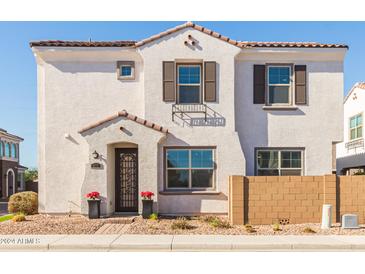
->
[121,66,132,77]
[117,61,135,80]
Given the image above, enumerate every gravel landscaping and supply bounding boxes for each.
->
[2,214,365,235]
[126,216,365,235]
[0,214,104,234]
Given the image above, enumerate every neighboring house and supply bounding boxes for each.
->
[337,83,365,175]
[30,22,347,216]
[0,128,27,200]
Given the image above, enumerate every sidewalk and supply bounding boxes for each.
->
[1,235,365,251]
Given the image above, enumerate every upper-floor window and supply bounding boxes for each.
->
[4,143,10,157]
[256,148,303,176]
[350,113,363,140]
[0,141,3,156]
[177,64,201,104]
[117,61,135,80]
[267,66,291,105]
[11,143,17,158]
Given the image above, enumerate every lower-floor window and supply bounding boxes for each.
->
[166,148,215,189]
[256,148,303,176]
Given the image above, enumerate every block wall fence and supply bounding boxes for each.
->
[228,175,365,225]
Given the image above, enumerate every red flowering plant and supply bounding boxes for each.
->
[140,191,154,200]
[86,191,100,200]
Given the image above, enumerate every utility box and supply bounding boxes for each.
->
[341,214,359,229]
[321,204,332,229]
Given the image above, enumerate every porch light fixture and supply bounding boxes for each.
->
[92,150,99,159]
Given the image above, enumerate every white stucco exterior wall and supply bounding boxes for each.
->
[336,85,365,173]
[32,26,346,215]
[235,49,345,176]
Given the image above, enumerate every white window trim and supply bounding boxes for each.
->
[349,112,363,141]
[266,65,293,106]
[256,148,304,176]
[117,61,135,80]
[177,64,202,104]
[165,148,215,190]
[6,169,15,197]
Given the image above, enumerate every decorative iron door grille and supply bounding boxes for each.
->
[115,148,138,212]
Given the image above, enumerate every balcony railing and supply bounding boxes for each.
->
[172,104,207,122]
[345,138,364,150]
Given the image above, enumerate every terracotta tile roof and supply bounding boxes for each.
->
[356,82,365,89]
[135,21,241,47]
[29,40,136,47]
[30,22,348,49]
[239,41,348,49]
[78,110,168,134]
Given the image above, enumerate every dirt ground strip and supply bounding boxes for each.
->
[1,214,365,235]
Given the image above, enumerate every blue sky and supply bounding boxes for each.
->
[0,21,363,168]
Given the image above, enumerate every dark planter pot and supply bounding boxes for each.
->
[87,199,101,219]
[142,199,153,219]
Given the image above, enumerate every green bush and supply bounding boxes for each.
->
[149,213,158,221]
[8,191,38,215]
[171,217,194,230]
[303,227,316,234]
[12,213,26,222]
[206,217,232,229]
[272,223,282,232]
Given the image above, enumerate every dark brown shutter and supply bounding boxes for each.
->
[163,61,175,102]
[295,65,307,105]
[204,61,216,102]
[253,65,266,104]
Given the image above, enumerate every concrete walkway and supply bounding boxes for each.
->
[1,235,365,251]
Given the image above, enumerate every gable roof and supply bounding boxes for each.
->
[78,110,168,134]
[29,22,349,49]
[344,82,365,103]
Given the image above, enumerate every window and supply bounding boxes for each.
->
[117,61,135,80]
[177,64,201,104]
[166,148,214,189]
[267,66,291,105]
[256,149,303,176]
[349,113,363,140]
[4,143,10,157]
[0,141,3,156]
[11,143,16,158]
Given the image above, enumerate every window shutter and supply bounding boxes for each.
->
[204,61,217,102]
[295,65,307,105]
[253,65,266,104]
[163,61,175,102]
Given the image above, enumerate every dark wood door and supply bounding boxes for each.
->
[115,148,138,212]
[7,171,14,197]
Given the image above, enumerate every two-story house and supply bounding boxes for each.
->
[337,83,365,175]
[0,128,26,200]
[30,22,347,216]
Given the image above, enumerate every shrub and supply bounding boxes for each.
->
[303,227,316,234]
[149,213,158,221]
[171,217,194,230]
[201,215,218,223]
[8,191,38,215]
[272,223,282,232]
[209,218,232,229]
[244,224,256,233]
[12,213,26,222]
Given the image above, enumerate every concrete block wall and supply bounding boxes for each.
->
[229,175,338,225]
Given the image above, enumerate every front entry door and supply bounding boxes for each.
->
[115,148,138,212]
[7,170,14,197]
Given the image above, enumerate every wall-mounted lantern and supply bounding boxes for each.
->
[92,150,99,159]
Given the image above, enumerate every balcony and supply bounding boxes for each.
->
[172,104,225,127]
[345,138,364,150]
[172,104,207,122]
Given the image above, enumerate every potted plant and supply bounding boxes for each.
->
[141,191,154,218]
[86,191,101,219]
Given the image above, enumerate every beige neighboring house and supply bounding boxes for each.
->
[30,22,347,216]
